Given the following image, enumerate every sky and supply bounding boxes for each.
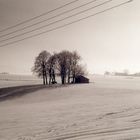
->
[0,0,139,75]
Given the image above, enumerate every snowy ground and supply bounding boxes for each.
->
[1,75,140,140]
[0,74,42,88]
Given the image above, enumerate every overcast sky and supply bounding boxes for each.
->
[0,0,139,75]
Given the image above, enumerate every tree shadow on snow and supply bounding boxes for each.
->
[0,84,61,101]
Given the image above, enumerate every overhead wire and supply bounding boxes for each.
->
[0,0,112,43]
[0,0,99,38]
[0,0,133,48]
[0,0,79,33]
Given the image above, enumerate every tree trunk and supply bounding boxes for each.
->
[43,74,45,85]
[67,69,70,84]
[72,72,76,83]
[45,74,48,85]
[61,75,64,84]
[49,76,51,85]
[61,74,66,84]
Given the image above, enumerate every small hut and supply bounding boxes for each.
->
[75,75,89,84]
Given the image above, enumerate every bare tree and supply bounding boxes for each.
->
[32,50,51,85]
[64,51,73,84]
[56,51,71,84]
[32,50,86,85]
[76,64,86,75]
[71,51,81,83]
[47,53,57,84]
[56,50,84,84]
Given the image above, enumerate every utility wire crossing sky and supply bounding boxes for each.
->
[0,0,132,47]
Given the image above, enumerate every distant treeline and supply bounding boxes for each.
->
[104,71,140,77]
[32,50,86,85]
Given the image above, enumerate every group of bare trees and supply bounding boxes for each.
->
[32,50,86,85]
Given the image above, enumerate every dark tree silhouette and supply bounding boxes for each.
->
[70,51,81,83]
[32,50,51,85]
[47,54,57,84]
[56,51,71,84]
[32,50,86,85]
[56,50,84,84]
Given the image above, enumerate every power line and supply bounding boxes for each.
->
[0,0,99,38]
[0,0,133,48]
[0,0,112,43]
[0,0,79,33]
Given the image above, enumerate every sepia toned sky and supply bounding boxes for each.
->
[0,0,139,75]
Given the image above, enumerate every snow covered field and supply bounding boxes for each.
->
[1,75,140,140]
[0,74,42,88]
